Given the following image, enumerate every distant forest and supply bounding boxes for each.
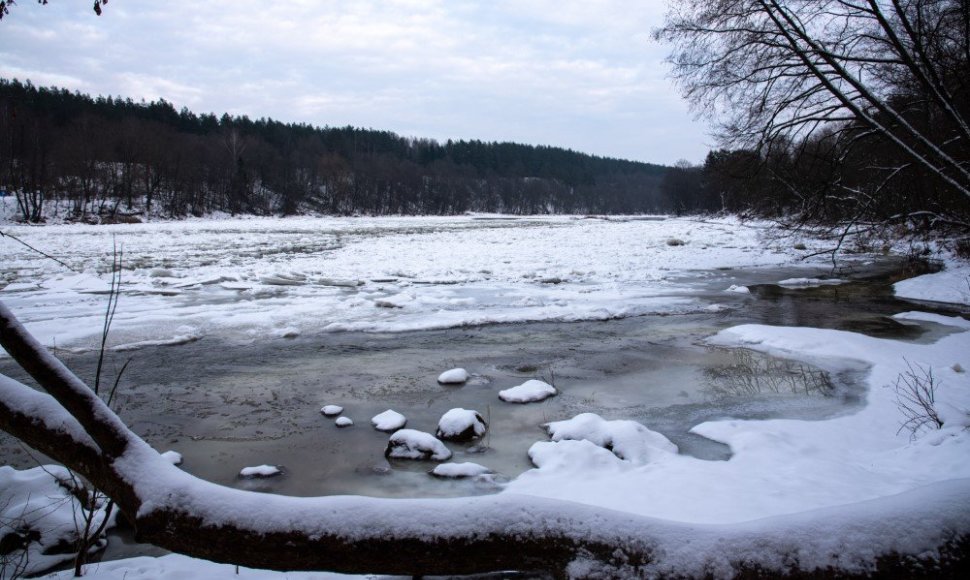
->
[0,79,671,221]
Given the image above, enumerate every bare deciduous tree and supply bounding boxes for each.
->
[0,1,106,21]
[657,0,970,213]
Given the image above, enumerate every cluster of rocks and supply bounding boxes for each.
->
[237,365,561,482]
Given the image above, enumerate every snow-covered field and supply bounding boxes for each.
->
[1,214,969,577]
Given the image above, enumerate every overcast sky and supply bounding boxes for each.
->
[1,0,711,165]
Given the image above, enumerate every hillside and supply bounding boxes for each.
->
[0,79,668,221]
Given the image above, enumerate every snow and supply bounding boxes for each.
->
[506,314,970,527]
[431,462,493,479]
[384,429,452,461]
[725,284,751,293]
[0,465,112,576]
[335,416,354,428]
[239,465,282,478]
[6,310,970,576]
[894,261,970,306]
[498,379,557,403]
[111,330,200,352]
[320,405,344,417]
[435,408,487,441]
[161,450,183,465]
[776,277,845,287]
[0,215,848,353]
[45,554,365,579]
[542,413,678,463]
[436,367,469,384]
[370,410,407,432]
[3,215,970,576]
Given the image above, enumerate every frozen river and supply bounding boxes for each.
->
[0,215,941,499]
[0,214,873,350]
[4,214,969,572]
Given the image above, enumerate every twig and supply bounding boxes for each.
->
[0,230,80,273]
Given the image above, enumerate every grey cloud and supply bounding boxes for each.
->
[2,0,709,164]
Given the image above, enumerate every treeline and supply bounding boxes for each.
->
[658,2,970,238]
[0,79,668,221]
[661,132,970,229]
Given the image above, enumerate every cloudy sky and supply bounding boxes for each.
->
[1,0,711,165]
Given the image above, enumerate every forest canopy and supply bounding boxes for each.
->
[0,79,669,221]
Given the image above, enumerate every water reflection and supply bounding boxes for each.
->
[705,348,834,398]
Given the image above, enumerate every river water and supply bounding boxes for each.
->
[3,248,965,566]
[0,255,953,501]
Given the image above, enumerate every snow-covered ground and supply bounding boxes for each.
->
[1,214,969,577]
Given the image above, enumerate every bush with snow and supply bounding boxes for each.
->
[436,408,488,441]
[498,379,557,403]
[371,409,407,432]
[384,429,452,461]
[437,368,469,384]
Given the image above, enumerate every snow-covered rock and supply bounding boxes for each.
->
[498,379,557,403]
[238,465,283,478]
[436,408,488,441]
[320,405,343,417]
[437,368,470,384]
[335,416,353,428]
[725,284,750,294]
[371,409,407,432]
[385,429,452,461]
[431,462,493,479]
[544,413,678,464]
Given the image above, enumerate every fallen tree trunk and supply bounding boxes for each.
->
[1,300,969,577]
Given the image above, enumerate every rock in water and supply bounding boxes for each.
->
[239,465,283,478]
[436,408,488,441]
[498,379,557,403]
[431,462,493,479]
[385,429,452,461]
[371,409,407,432]
[437,368,470,384]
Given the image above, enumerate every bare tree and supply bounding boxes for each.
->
[0,1,107,21]
[656,0,970,215]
